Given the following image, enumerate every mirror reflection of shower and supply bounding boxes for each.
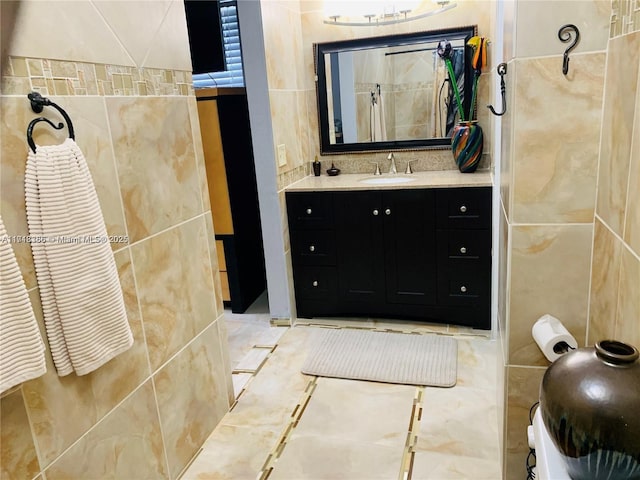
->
[324,39,466,145]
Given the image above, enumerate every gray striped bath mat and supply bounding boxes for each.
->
[302,329,457,387]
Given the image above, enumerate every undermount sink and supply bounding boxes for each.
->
[359,176,416,185]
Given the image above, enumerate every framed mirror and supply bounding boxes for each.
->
[315,25,477,154]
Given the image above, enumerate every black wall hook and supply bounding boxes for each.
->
[558,24,580,75]
[487,63,507,116]
[26,92,75,153]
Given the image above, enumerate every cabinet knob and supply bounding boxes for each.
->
[459,205,467,213]
[312,280,318,287]
[460,286,467,293]
[385,208,391,215]
[306,208,312,215]
[373,209,379,216]
[460,247,467,254]
[309,245,315,252]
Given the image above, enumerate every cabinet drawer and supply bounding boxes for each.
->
[437,230,491,266]
[436,187,491,229]
[293,266,338,300]
[291,230,336,265]
[438,270,489,307]
[286,192,334,229]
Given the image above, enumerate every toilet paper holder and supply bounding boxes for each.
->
[532,314,578,362]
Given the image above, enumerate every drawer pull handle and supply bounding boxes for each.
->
[385,208,391,215]
[312,280,318,287]
[306,208,313,215]
[309,245,315,252]
[373,209,379,216]
[460,247,467,254]
[459,205,467,213]
[460,286,467,293]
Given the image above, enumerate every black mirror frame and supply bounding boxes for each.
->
[315,25,478,155]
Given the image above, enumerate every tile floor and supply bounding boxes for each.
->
[182,295,501,479]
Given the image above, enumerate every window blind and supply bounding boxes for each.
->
[193,0,245,88]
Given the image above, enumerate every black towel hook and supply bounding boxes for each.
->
[487,63,507,116]
[26,92,75,153]
[558,24,580,75]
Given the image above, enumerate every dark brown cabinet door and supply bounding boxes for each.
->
[334,191,386,308]
[382,189,437,305]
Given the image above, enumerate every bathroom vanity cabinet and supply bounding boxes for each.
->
[286,186,491,329]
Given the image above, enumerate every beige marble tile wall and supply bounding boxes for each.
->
[0,2,231,479]
[498,1,613,478]
[589,29,640,351]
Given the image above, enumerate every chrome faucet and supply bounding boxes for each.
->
[388,153,397,174]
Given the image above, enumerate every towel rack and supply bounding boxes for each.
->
[26,92,75,153]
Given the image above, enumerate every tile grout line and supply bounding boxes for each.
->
[399,386,424,480]
[256,377,318,479]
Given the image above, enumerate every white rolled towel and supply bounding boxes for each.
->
[0,216,47,393]
[25,138,133,376]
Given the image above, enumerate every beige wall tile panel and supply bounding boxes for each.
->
[624,69,640,255]
[107,97,201,243]
[504,366,546,480]
[44,381,168,480]
[0,390,40,479]
[22,250,150,466]
[515,1,610,58]
[512,54,605,224]
[187,96,211,213]
[154,321,230,479]
[597,32,640,236]
[616,247,640,347]
[216,316,236,406]
[498,208,510,345]
[2,1,134,67]
[508,225,593,366]
[261,1,304,91]
[142,1,193,71]
[204,213,225,315]
[196,98,233,235]
[130,216,217,371]
[91,1,171,68]
[270,90,304,174]
[588,218,622,344]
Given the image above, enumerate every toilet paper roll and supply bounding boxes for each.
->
[532,314,578,362]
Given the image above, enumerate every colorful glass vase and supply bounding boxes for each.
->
[451,121,483,173]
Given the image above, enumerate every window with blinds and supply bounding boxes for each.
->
[192,0,245,88]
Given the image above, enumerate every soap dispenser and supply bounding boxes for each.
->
[326,163,341,176]
[313,156,321,176]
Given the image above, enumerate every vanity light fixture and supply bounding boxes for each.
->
[323,0,457,27]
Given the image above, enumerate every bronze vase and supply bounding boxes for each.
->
[539,340,640,479]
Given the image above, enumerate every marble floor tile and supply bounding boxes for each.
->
[233,347,272,373]
[288,377,416,448]
[184,324,502,480]
[181,424,280,480]
[416,385,500,460]
[411,451,502,479]
[232,373,253,398]
[270,437,405,480]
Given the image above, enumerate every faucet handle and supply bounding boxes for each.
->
[405,160,414,174]
[369,161,381,176]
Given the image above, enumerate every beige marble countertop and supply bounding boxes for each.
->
[286,169,492,192]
